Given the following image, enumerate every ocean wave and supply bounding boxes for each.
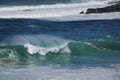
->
[0,35,120,64]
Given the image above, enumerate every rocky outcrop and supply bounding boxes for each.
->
[86,3,120,14]
[80,11,84,14]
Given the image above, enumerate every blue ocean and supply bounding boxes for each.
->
[0,0,120,80]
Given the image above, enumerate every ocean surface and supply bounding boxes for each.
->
[0,0,120,80]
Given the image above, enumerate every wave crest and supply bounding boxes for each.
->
[0,38,120,63]
[24,43,71,56]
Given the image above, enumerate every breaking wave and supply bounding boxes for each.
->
[0,35,120,64]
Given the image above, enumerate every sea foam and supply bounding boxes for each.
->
[24,43,71,56]
[0,0,117,21]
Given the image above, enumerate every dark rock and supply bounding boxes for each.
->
[86,3,120,14]
[80,11,84,14]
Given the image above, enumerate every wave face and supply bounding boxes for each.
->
[0,36,120,64]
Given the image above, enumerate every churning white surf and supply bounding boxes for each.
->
[49,12,120,21]
[0,0,119,20]
[24,43,71,56]
[0,0,107,12]
[0,64,120,80]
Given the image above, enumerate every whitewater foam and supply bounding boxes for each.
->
[0,0,116,20]
[49,12,120,21]
[24,43,71,56]
[0,49,17,61]
[0,0,108,12]
[0,64,120,80]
